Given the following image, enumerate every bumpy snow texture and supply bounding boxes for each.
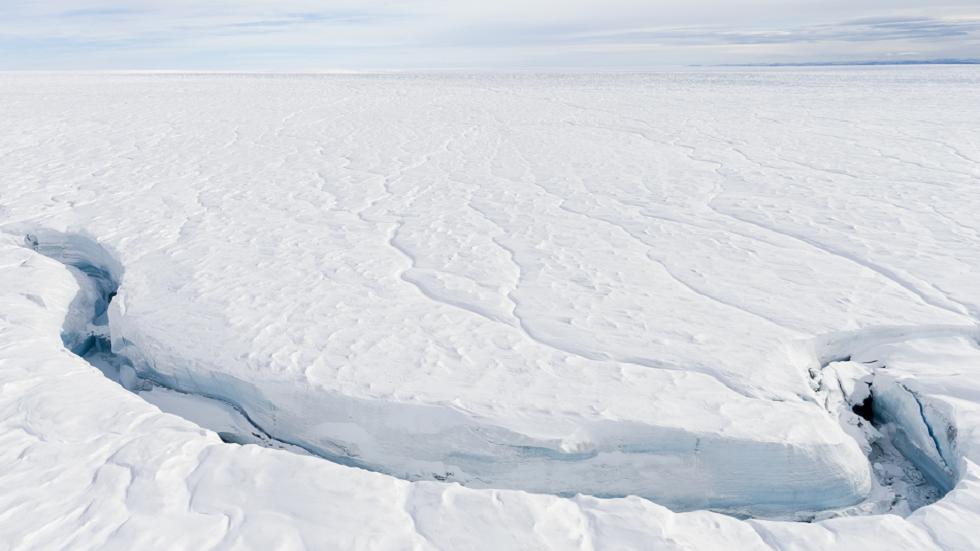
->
[2,68,980,550]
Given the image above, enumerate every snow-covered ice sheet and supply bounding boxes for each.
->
[2,67,980,549]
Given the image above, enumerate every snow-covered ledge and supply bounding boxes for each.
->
[19,231,874,517]
[4,232,980,549]
[2,232,770,549]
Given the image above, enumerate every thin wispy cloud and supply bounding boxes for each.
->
[1,1,978,68]
[564,16,980,46]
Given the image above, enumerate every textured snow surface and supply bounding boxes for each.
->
[2,68,980,549]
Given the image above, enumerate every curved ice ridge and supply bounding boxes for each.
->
[25,232,122,357]
[32,231,905,517]
[25,231,306,454]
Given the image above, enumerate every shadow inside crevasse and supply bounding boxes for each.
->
[25,231,310,456]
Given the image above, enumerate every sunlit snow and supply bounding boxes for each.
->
[2,68,980,550]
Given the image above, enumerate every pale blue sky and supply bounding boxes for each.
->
[2,0,978,69]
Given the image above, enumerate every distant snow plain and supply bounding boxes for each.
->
[2,67,980,550]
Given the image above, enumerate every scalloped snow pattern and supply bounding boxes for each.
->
[2,68,980,549]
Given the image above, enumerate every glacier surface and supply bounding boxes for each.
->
[2,67,980,549]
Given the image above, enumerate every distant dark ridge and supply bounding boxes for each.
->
[716,59,980,67]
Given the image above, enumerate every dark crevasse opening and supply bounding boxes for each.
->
[852,396,874,423]
[817,357,950,518]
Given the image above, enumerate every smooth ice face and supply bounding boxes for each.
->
[854,336,980,490]
[3,68,980,545]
